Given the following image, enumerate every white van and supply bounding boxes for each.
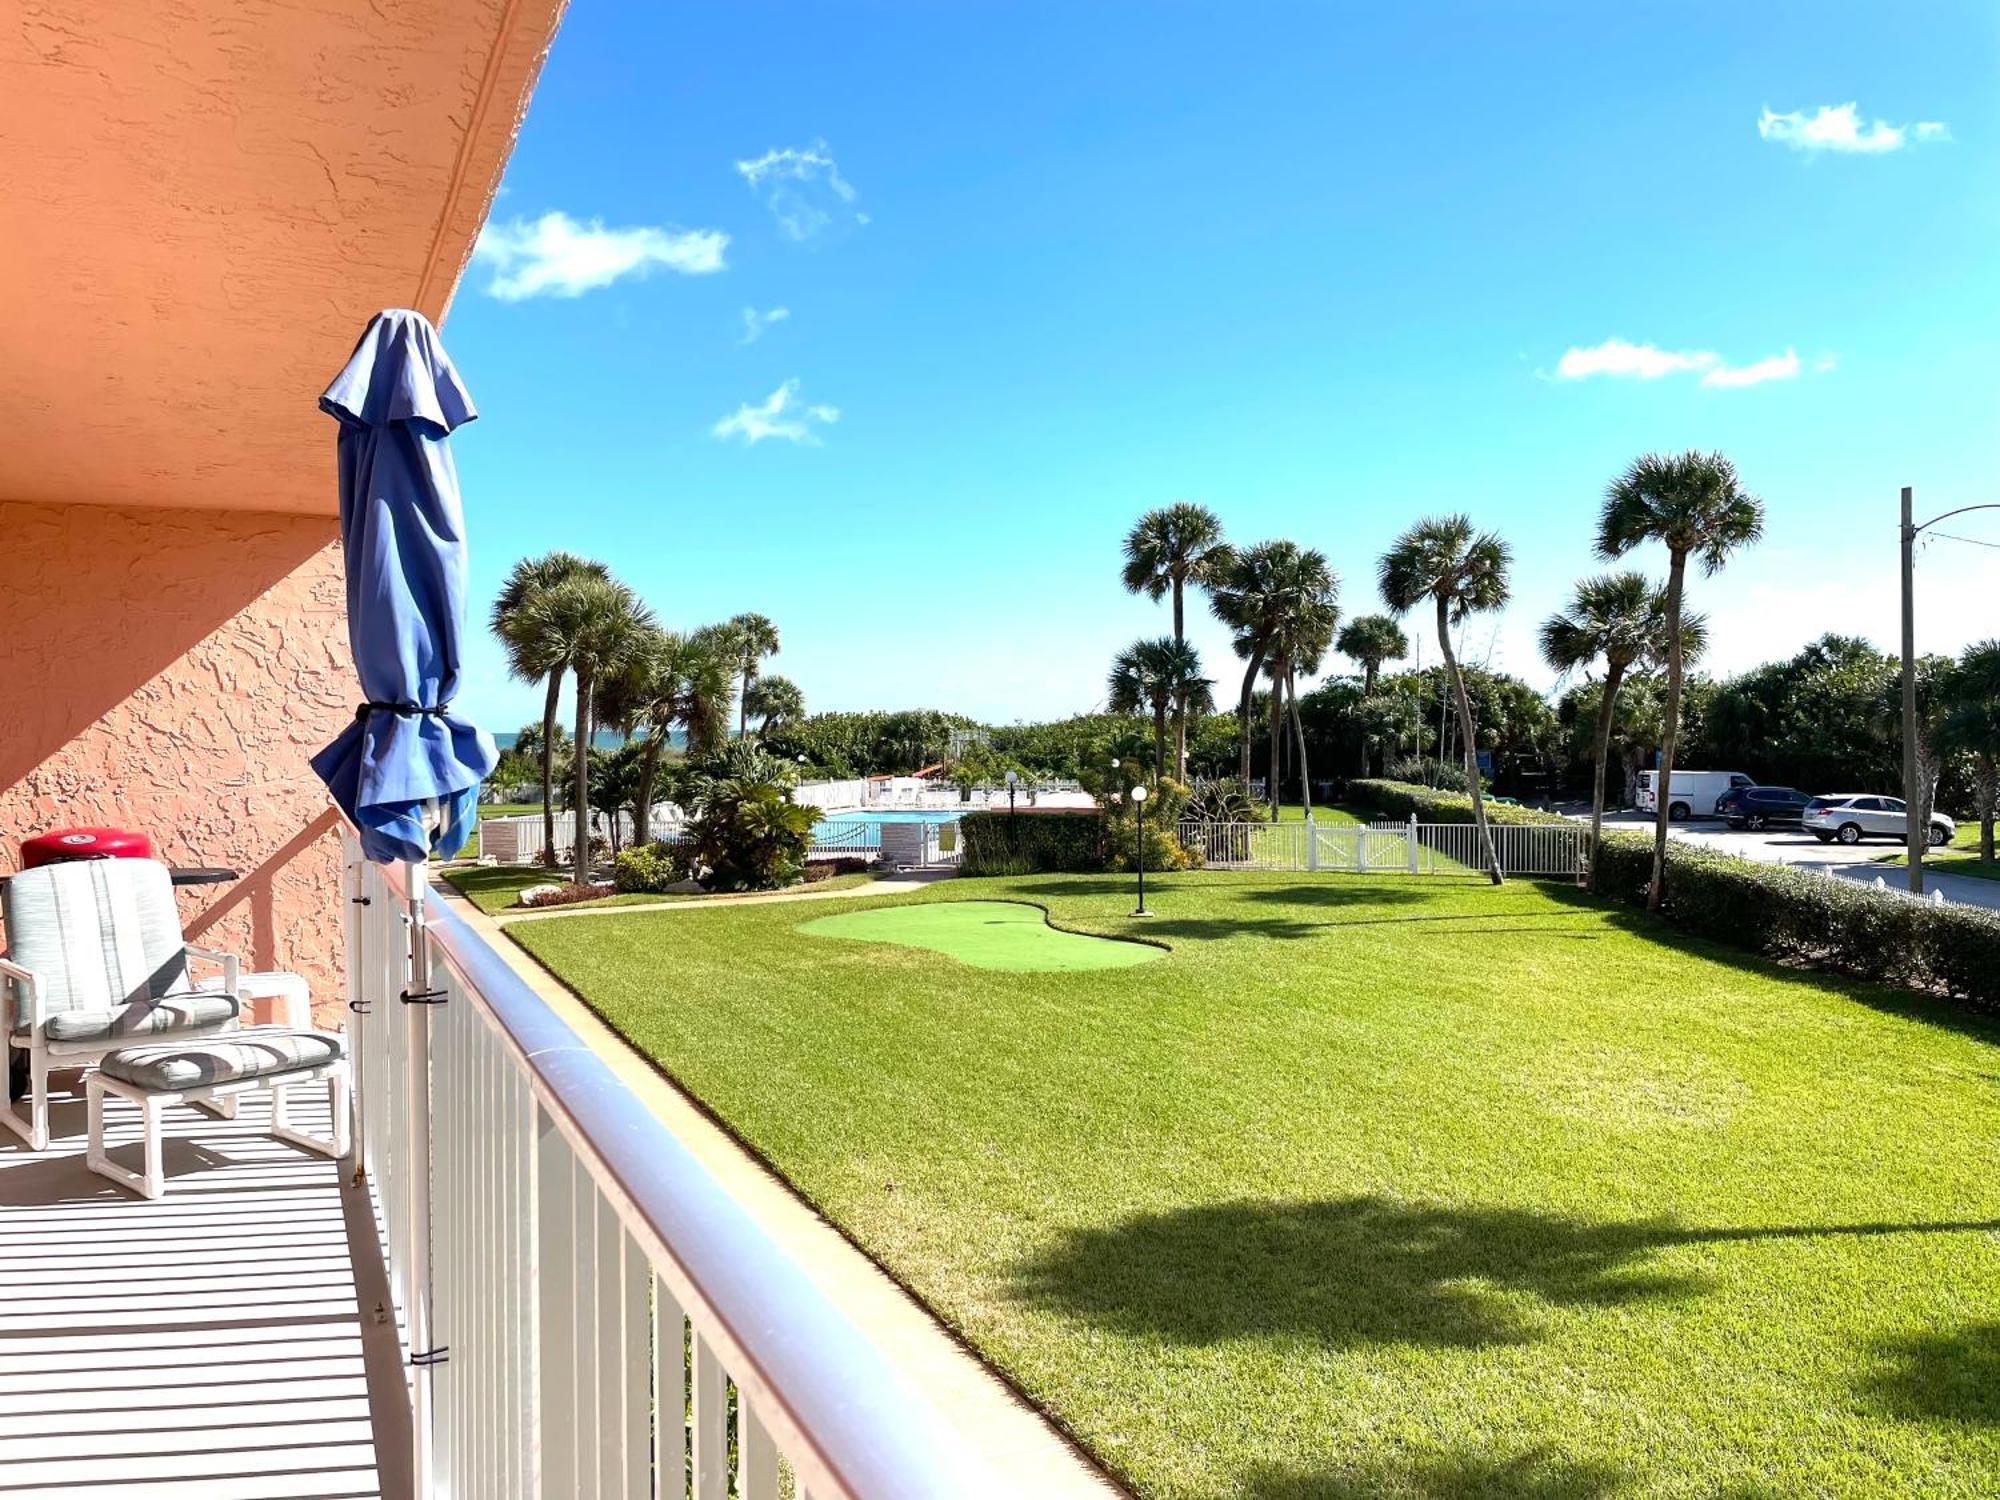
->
[1634,769,1752,821]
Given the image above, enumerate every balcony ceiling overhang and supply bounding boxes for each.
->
[0,0,564,516]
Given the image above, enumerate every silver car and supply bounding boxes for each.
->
[1803,794,1955,847]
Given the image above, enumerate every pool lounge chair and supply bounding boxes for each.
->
[2,858,243,1150]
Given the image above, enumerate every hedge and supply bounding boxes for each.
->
[1346,779,1575,828]
[1593,832,2000,1013]
[959,811,1105,875]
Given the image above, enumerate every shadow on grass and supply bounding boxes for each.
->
[1010,1196,2000,1353]
[1247,1448,1627,1499]
[1862,1322,2000,1426]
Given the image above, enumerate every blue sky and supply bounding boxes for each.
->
[443,1,2000,734]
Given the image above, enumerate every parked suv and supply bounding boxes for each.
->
[1715,785,1811,830]
[1803,794,1955,847]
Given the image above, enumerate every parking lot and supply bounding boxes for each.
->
[1579,810,2000,911]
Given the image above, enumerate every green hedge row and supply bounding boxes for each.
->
[1595,832,2000,1012]
[1346,779,1575,828]
[959,811,1105,875]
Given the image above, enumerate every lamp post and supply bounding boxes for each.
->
[1899,487,2000,892]
[1130,783,1150,915]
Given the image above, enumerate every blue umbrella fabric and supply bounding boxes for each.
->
[311,309,498,864]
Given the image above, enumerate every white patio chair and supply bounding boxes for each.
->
[2,858,243,1150]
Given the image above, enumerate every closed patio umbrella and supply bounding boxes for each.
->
[311,309,497,861]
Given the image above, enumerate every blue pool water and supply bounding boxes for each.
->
[809,807,963,849]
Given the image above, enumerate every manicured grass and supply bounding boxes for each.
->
[801,900,1163,972]
[443,863,873,914]
[1275,803,1366,825]
[1876,823,2000,882]
[512,875,2000,1499]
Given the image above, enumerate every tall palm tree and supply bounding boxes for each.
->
[1336,614,1408,695]
[1261,551,1340,818]
[1122,503,1231,778]
[1209,540,1296,788]
[727,612,781,737]
[1380,516,1512,885]
[516,574,653,885]
[1108,637,1206,781]
[745,673,805,736]
[490,551,609,864]
[601,626,735,844]
[1597,451,1764,911]
[1540,573,1706,890]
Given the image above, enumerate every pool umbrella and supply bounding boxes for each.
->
[311,309,498,863]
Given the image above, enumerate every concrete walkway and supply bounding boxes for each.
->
[492,870,947,925]
[441,885,1124,1499]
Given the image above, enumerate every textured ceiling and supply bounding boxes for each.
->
[0,0,564,514]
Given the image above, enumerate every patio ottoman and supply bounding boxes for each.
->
[86,1025,350,1200]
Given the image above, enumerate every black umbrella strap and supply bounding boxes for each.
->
[355,701,451,721]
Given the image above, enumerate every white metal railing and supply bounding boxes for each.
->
[480,809,681,865]
[1176,817,1587,877]
[343,832,992,1497]
[807,819,877,859]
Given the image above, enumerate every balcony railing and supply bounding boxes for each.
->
[342,832,994,1498]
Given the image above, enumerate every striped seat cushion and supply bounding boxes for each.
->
[99,1027,344,1093]
[43,990,240,1044]
[3,859,190,1032]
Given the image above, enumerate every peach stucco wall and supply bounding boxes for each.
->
[0,501,351,1018]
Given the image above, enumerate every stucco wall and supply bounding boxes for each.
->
[0,501,351,1018]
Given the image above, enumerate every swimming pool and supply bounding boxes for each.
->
[809,807,963,852]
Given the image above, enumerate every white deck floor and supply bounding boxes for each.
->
[0,1075,409,1499]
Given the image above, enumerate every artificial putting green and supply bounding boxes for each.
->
[799,900,1163,972]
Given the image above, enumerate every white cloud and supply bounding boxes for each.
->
[1701,348,1801,388]
[1757,103,1949,155]
[1556,338,1817,390]
[472,211,727,300]
[735,140,865,241]
[712,379,840,445]
[1557,339,1719,381]
[739,306,791,344]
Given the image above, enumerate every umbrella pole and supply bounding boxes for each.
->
[402,858,441,1495]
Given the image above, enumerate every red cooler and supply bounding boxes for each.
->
[20,828,155,868]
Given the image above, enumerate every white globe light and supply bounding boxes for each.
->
[1131,784,1149,803]
[1005,770,1018,784]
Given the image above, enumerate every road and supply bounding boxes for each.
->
[1577,810,2000,912]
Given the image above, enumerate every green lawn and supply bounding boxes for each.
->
[1876,823,2000,882]
[511,874,2000,1499]
[1275,803,1366,825]
[443,863,873,914]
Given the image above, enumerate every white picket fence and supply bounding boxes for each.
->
[1178,817,1587,878]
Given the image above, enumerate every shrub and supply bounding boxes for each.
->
[520,881,613,909]
[1592,832,2000,1012]
[685,776,817,892]
[1103,778,1200,872]
[1348,779,1573,828]
[960,811,1105,875]
[803,857,870,883]
[1184,778,1268,824]
[613,841,688,894]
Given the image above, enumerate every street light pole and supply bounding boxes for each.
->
[1900,487,1921,893]
[1900,489,2000,894]
[1130,783,1149,916]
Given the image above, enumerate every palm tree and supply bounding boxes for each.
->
[1337,614,1408,695]
[515,574,653,885]
[1261,551,1340,818]
[1379,516,1511,885]
[1540,574,1706,890]
[1108,637,1206,781]
[727,612,781,737]
[490,551,609,864]
[1943,640,2000,864]
[745,674,804,736]
[1122,503,1231,778]
[1209,541,1294,788]
[600,627,735,845]
[1597,451,1764,911]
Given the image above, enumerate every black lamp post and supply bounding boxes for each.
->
[1130,782,1150,916]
